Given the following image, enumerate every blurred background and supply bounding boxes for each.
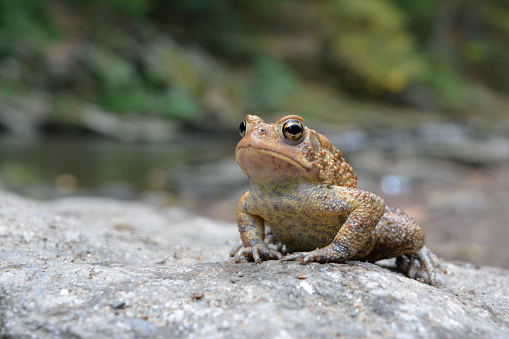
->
[1,0,508,268]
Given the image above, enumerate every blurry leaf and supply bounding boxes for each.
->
[100,88,202,121]
[84,46,138,90]
[52,95,83,122]
[462,40,488,63]
[424,61,465,108]
[0,0,57,50]
[247,57,300,111]
[144,39,205,95]
[485,3,509,35]
[161,89,202,121]
[313,0,428,93]
[100,89,154,114]
[392,0,439,43]
[65,0,153,17]
[102,0,152,15]
[1,162,42,186]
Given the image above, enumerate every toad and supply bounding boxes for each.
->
[231,114,444,285]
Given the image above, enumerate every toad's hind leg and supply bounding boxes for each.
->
[395,246,445,285]
[364,207,426,262]
[364,207,444,285]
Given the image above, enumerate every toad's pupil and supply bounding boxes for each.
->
[239,121,246,137]
[285,123,301,135]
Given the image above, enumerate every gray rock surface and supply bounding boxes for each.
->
[1,191,508,338]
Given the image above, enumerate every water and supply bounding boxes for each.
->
[0,132,238,199]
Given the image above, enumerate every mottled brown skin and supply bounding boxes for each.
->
[232,114,444,285]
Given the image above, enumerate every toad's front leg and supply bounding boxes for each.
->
[283,187,385,263]
[232,191,282,263]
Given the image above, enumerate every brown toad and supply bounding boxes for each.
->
[231,114,443,285]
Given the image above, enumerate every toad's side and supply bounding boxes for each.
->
[232,114,444,285]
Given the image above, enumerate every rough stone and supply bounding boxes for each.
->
[1,191,508,338]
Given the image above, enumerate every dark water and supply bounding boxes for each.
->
[0,132,238,199]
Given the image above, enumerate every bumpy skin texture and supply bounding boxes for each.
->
[232,114,444,285]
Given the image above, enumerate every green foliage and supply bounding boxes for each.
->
[480,1,509,92]
[166,0,289,59]
[85,46,138,91]
[246,57,301,112]
[0,0,56,49]
[392,0,439,43]
[100,88,202,121]
[102,0,152,14]
[165,0,254,58]
[1,162,42,186]
[163,89,202,120]
[424,61,465,109]
[65,0,153,16]
[315,0,428,94]
[1,0,509,125]
[0,0,40,34]
[144,39,205,95]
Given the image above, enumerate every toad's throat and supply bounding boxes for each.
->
[236,147,313,170]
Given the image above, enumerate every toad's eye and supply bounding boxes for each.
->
[282,120,304,141]
[239,119,247,137]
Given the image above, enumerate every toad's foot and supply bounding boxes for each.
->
[229,241,243,258]
[282,244,349,264]
[229,228,283,258]
[396,246,446,286]
[234,243,283,264]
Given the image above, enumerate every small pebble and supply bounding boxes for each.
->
[192,293,204,300]
[296,273,307,280]
[110,301,126,310]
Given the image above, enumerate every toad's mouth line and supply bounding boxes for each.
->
[236,146,313,170]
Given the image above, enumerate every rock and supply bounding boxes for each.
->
[417,122,509,166]
[1,191,509,338]
[173,156,247,197]
[0,90,50,137]
[79,107,180,142]
[424,138,509,166]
